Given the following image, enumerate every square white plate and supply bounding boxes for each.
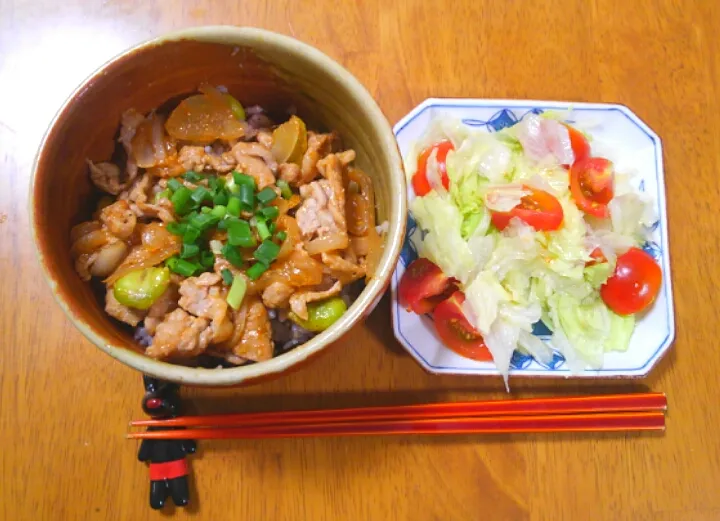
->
[390,99,675,377]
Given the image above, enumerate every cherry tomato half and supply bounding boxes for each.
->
[563,123,591,165]
[398,258,456,314]
[490,185,564,231]
[433,291,492,362]
[412,140,454,196]
[570,157,614,218]
[600,247,662,315]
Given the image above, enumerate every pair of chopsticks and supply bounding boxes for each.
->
[127,393,667,440]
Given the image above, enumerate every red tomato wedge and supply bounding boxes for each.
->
[601,247,662,315]
[562,123,591,164]
[433,291,492,362]
[398,258,456,314]
[490,185,564,231]
[570,157,615,218]
[412,141,454,196]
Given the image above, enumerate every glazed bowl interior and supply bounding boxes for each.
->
[31,26,405,386]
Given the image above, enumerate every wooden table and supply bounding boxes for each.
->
[1,1,718,520]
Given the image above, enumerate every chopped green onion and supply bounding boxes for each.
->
[183,171,205,183]
[168,179,183,192]
[226,196,242,217]
[225,94,246,121]
[167,256,198,277]
[200,206,211,214]
[211,205,227,219]
[171,187,193,214]
[276,180,292,199]
[181,243,200,259]
[246,262,268,280]
[218,216,240,231]
[166,222,187,236]
[255,218,271,241]
[188,212,219,231]
[213,190,229,206]
[154,189,171,203]
[220,268,234,286]
[226,274,247,309]
[254,239,281,266]
[259,206,279,220]
[221,244,244,268]
[191,186,211,204]
[275,230,287,242]
[257,187,278,204]
[182,210,199,221]
[199,250,215,269]
[227,220,256,248]
[225,176,239,194]
[216,177,226,190]
[269,221,277,234]
[183,226,201,244]
[233,171,256,189]
[238,183,254,209]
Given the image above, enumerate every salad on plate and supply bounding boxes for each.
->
[397,112,663,383]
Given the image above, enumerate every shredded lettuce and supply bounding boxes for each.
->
[407,112,651,381]
[584,263,612,288]
[410,192,476,284]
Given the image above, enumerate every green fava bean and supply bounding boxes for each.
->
[289,297,347,332]
[113,267,171,310]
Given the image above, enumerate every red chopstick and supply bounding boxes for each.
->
[130,393,667,429]
[127,411,665,440]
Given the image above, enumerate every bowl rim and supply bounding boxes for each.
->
[29,26,407,386]
[390,97,675,378]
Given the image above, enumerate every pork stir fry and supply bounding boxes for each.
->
[71,85,383,365]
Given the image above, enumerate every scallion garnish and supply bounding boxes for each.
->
[199,250,215,269]
[167,257,198,277]
[233,171,256,189]
[253,217,271,240]
[226,274,247,310]
[191,186,211,204]
[254,239,281,266]
[238,183,254,210]
[211,205,227,219]
[167,178,183,192]
[180,243,200,259]
[220,268,234,286]
[213,190,229,206]
[226,196,242,217]
[257,187,278,204]
[276,179,292,199]
[259,206,279,220]
[166,221,187,236]
[227,220,256,248]
[221,244,244,268]
[183,171,205,183]
[171,186,193,214]
[182,226,201,244]
[246,262,268,280]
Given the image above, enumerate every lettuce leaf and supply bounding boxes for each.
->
[410,192,476,284]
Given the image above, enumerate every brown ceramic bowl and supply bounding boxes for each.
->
[30,26,406,386]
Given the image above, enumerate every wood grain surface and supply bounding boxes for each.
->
[1,1,718,520]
